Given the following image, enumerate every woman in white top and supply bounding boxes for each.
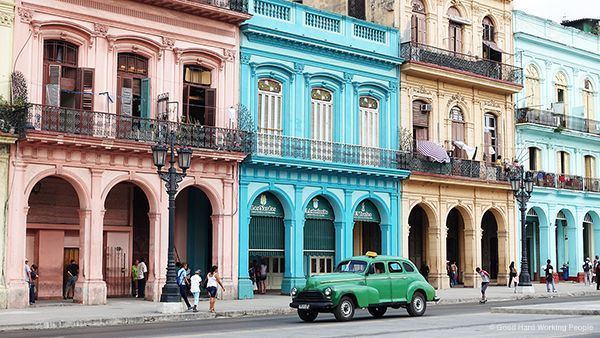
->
[206,265,225,313]
[190,270,202,312]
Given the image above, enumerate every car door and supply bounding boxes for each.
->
[388,261,410,303]
[366,262,392,303]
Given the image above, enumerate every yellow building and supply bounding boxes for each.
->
[301,0,522,288]
[0,0,15,308]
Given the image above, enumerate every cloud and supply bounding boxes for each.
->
[513,0,600,23]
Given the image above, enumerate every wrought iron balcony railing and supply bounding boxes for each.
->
[252,133,411,171]
[410,154,508,181]
[190,0,248,12]
[27,104,249,153]
[516,108,600,135]
[530,170,587,191]
[400,42,523,85]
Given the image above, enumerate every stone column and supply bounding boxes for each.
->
[380,224,391,255]
[497,230,510,286]
[463,228,477,288]
[212,214,234,299]
[334,221,344,264]
[0,138,16,308]
[427,225,443,289]
[237,182,253,299]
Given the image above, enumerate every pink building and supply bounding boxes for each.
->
[6,0,250,308]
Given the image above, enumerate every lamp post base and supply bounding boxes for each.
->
[158,301,186,314]
[515,285,535,294]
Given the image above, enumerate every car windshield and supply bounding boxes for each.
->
[335,260,368,273]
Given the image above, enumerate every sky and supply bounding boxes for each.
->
[513,0,600,23]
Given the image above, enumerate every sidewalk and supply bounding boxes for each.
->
[0,282,598,332]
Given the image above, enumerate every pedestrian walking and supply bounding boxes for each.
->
[593,255,599,283]
[190,270,202,312]
[476,267,490,303]
[451,261,458,286]
[137,257,148,298]
[545,259,556,293]
[446,261,452,288]
[206,265,225,313]
[30,264,38,305]
[583,258,593,286]
[508,261,518,289]
[24,259,32,305]
[176,262,192,310]
[595,257,600,291]
[258,259,268,294]
[420,262,430,281]
[131,259,139,297]
[64,259,79,300]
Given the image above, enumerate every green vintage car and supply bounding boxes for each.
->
[289,252,439,322]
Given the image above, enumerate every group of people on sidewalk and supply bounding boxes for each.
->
[130,258,148,299]
[176,262,225,313]
[248,260,268,294]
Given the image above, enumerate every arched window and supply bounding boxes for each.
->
[585,155,596,179]
[412,99,430,141]
[554,72,569,114]
[556,150,570,175]
[359,96,379,147]
[450,106,465,158]
[183,65,214,125]
[257,78,283,134]
[525,65,541,108]
[529,147,541,171]
[583,79,594,121]
[482,16,494,42]
[311,88,333,143]
[484,113,498,162]
[447,7,463,53]
[411,0,427,44]
[43,40,93,110]
[482,16,501,62]
[117,53,150,119]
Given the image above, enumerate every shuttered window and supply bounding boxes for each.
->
[359,96,379,148]
[258,79,283,135]
[525,65,541,108]
[411,0,427,44]
[529,147,541,171]
[556,151,570,175]
[43,40,90,109]
[555,72,569,114]
[448,7,462,53]
[249,217,285,257]
[311,88,333,142]
[585,155,595,178]
[450,106,465,158]
[412,100,429,141]
[117,53,149,118]
[484,113,498,162]
[583,79,594,120]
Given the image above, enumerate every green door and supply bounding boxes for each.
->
[366,261,392,303]
[388,261,409,303]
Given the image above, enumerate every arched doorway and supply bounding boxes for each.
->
[526,208,541,281]
[353,200,381,255]
[304,196,335,276]
[248,192,285,291]
[481,211,498,280]
[26,176,81,300]
[583,213,594,260]
[446,208,464,284]
[103,182,150,297]
[555,210,569,271]
[175,187,213,276]
[408,205,428,271]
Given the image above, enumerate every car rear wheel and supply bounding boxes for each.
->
[406,292,426,317]
[368,306,387,318]
[297,309,318,322]
[334,296,355,321]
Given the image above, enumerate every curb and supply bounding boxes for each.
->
[433,290,600,305]
[0,307,296,332]
[490,307,600,316]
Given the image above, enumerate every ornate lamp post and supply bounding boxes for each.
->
[510,166,535,293]
[152,130,192,307]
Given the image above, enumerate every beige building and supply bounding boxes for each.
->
[300,0,522,288]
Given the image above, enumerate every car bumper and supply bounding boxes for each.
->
[290,301,334,311]
[432,296,440,302]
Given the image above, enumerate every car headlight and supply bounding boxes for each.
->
[291,287,298,297]
[324,287,332,296]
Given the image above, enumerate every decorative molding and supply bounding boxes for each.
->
[389,81,399,91]
[17,7,33,24]
[93,23,108,37]
[0,7,14,27]
[240,52,250,65]
[293,62,304,74]
[173,47,183,64]
[344,73,353,84]
[223,49,235,62]
[161,36,175,49]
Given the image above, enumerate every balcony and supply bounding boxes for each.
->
[131,0,251,24]
[410,154,508,182]
[517,108,600,135]
[400,42,523,93]
[26,104,249,153]
[529,171,594,192]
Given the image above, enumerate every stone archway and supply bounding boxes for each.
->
[353,200,382,255]
[481,210,498,280]
[526,208,542,281]
[408,205,429,276]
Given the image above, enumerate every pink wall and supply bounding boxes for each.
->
[37,230,64,299]
[175,189,189,263]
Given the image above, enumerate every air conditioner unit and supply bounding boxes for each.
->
[420,104,432,112]
[551,102,565,115]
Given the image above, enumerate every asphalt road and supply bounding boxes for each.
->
[2,296,599,338]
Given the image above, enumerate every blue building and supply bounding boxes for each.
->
[238,0,408,298]
[514,11,600,281]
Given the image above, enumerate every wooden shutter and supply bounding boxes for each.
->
[46,64,61,107]
[204,88,216,126]
[452,121,465,158]
[418,16,426,44]
[140,78,151,119]
[484,131,491,162]
[411,15,418,43]
[412,101,428,127]
[496,124,502,158]
[455,25,462,53]
[182,84,190,123]
[120,77,133,116]
[77,68,94,110]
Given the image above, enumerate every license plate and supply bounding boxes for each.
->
[298,304,310,310]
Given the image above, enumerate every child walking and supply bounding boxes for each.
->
[190,270,202,312]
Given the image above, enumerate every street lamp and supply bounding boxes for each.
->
[510,166,535,293]
[152,130,192,307]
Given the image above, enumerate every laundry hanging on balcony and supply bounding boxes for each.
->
[416,140,451,163]
[452,141,478,160]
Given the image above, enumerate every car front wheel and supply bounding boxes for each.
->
[334,296,355,321]
[368,306,387,318]
[297,309,318,322]
[406,292,426,317]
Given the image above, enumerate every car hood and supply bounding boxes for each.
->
[304,273,364,289]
